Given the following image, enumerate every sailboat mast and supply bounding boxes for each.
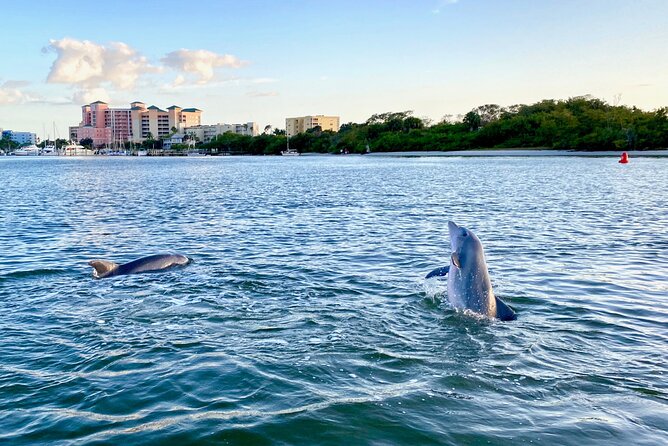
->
[53,121,58,155]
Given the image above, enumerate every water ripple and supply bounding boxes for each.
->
[0,156,667,445]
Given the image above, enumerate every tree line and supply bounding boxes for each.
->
[203,96,668,154]
[67,96,668,154]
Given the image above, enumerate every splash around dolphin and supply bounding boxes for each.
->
[88,254,191,279]
[425,221,516,321]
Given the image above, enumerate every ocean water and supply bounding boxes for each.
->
[0,155,666,445]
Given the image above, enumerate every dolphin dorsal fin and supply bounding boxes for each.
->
[88,260,119,279]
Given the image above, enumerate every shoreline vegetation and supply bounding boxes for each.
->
[197,96,668,156]
[363,149,668,157]
[3,96,667,157]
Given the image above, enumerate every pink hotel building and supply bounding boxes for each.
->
[69,101,202,147]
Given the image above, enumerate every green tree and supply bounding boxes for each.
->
[1,137,19,153]
[463,111,481,132]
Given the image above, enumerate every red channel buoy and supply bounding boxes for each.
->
[619,152,629,164]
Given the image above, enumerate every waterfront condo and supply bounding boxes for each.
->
[69,101,202,147]
[285,115,340,137]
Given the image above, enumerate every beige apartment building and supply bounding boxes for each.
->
[285,115,340,137]
[130,102,202,142]
[70,101,202,146]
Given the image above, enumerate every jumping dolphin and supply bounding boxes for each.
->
[88,254,191,279]
[425,221,516,321]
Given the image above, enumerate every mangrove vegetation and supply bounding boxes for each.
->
[195,96,668,155]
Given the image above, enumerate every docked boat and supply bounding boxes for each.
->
[13,145,40,156]
[41,123,61,156]
[41,145,59,156]
[63,143,94,156]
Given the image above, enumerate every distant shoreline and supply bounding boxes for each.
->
[4,149,668,159]
[364,149,668,157]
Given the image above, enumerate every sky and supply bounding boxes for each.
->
[1,0,667,139]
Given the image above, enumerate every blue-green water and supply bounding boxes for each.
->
[1,156,666,445]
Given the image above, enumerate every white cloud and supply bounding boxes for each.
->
[47,38,150,89]
[45,38,151,102]
[72,87,110,104]
[42,39,250,103]
[161,49,247,84]
[0,81,37,105]
[0,86,25,104]
[103,42,153,89]
[172,74,186,87]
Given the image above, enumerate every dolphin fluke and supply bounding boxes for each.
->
[88,260,119,279]
[495,297,517,321]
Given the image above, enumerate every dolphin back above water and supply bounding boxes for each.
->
[426,221,516,321]
[88,254,191,279]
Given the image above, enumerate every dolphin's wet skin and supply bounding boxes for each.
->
[1,156,667,444]
[88,254,191,279]
[426,221,516,321]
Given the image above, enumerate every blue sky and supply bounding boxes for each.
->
[1,0,667,138]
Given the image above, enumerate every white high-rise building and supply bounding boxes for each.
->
[185,122,259,142]
[2,130,37,145]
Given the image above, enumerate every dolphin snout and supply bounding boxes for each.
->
[448,221,459,234]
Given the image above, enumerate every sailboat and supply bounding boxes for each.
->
[41,122,62,155]
[107,111,128,155]
[281,135,299,156]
